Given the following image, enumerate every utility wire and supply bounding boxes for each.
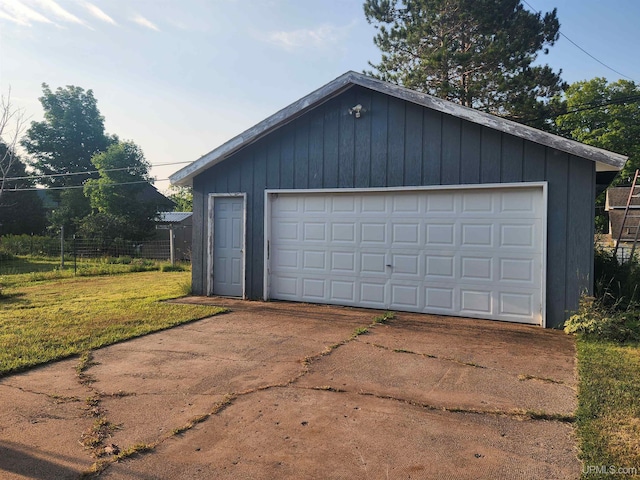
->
[4,160,192,182]
[4,179,170,193]
[522,0,636,82]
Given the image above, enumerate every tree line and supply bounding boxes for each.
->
[0,85,191,241]
[1,0,638,239]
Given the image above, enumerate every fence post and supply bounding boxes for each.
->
[73,234,77,276]
[169,224,175,266]
[60,226,65,269]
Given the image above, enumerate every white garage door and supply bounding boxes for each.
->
[266,185,546,325]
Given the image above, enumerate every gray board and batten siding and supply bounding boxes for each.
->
[178,73,626,329]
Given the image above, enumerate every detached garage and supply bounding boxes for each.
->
[170,71,626,328]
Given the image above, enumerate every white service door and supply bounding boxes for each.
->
[268,187,545,324]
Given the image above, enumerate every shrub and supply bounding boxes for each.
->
[594,246,640,309]
[0,234,63,256]
[565,245,640,342]
[565,296,640,342]
[0,251,15,261]
[160,264,187,272]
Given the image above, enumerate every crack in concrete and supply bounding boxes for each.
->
[355,391,575,423]
[0,382,82,403]
[360,340,576,391]
[362,340,488,368]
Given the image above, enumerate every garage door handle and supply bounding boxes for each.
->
[386,264,393,267]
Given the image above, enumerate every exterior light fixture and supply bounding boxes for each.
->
[349,104,365,118]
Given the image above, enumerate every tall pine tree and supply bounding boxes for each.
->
[364,0,566,129]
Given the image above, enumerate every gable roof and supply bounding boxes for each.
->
[170,71,627,187]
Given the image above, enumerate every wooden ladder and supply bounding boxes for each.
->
[613,169,640,263]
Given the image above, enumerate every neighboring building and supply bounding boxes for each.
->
[151,212,193,261]
[170,71,626,328]
[605,186,640,244]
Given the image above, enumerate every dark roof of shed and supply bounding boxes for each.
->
[138,184,176,210]
[170,71,628,187]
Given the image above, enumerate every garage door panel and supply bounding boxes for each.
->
[460,289,493,315]
[304,196,327,213]
[273,248,299,269]
[391,253,421,276]
[390,283,420,308]
[361,223,388,244]
[302,278,326,299]
[460,256,493,280]
[500,190,539,214]
[500,223,536,248]
[462,192,495,213]
[499,257,536,283]
[303,222,326,241]
[425,254,455,278]
[499,292,535,318]
[331,223,356,242]
[425,286,455,310]
[392,223,421,244]
[426,223,455,245]
[392,194,420,213]
[302,250,326,270]
[461,223,493,247]
[273,275,299,297]
[269,187,544,324]
[330,251,356,272]
[361,252,387,274]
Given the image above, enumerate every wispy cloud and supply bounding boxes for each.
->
[32,0,86,26]
[79,0,115,25]
[132,13,158,31]
[0,0,54,26]
[0,7,27,24]
[264,22,353,51]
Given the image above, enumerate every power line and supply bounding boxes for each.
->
[522,0,636,82]
[4,179,171,193]
[4,160,192,182]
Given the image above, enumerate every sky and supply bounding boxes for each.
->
[1,0,639,192]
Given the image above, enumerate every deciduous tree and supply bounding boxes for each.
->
[21,84,114,230]
[81,141,157,240]
[555,78,640,183]
[0,143,46,235]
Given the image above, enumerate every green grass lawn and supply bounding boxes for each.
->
[0,270,224,376]
[576,338,640,479]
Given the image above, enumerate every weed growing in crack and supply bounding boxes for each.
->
[171,413,211,436]
[116,442,155,460]
[517,373,564,384]
[81,417,121,455]
[351,327,369,338]
[521,410,575,423]
[393,348,415,354]
[372,311,395,325]
[312,385,346,393]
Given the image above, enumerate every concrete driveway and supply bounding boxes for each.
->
[0,299,580,479]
